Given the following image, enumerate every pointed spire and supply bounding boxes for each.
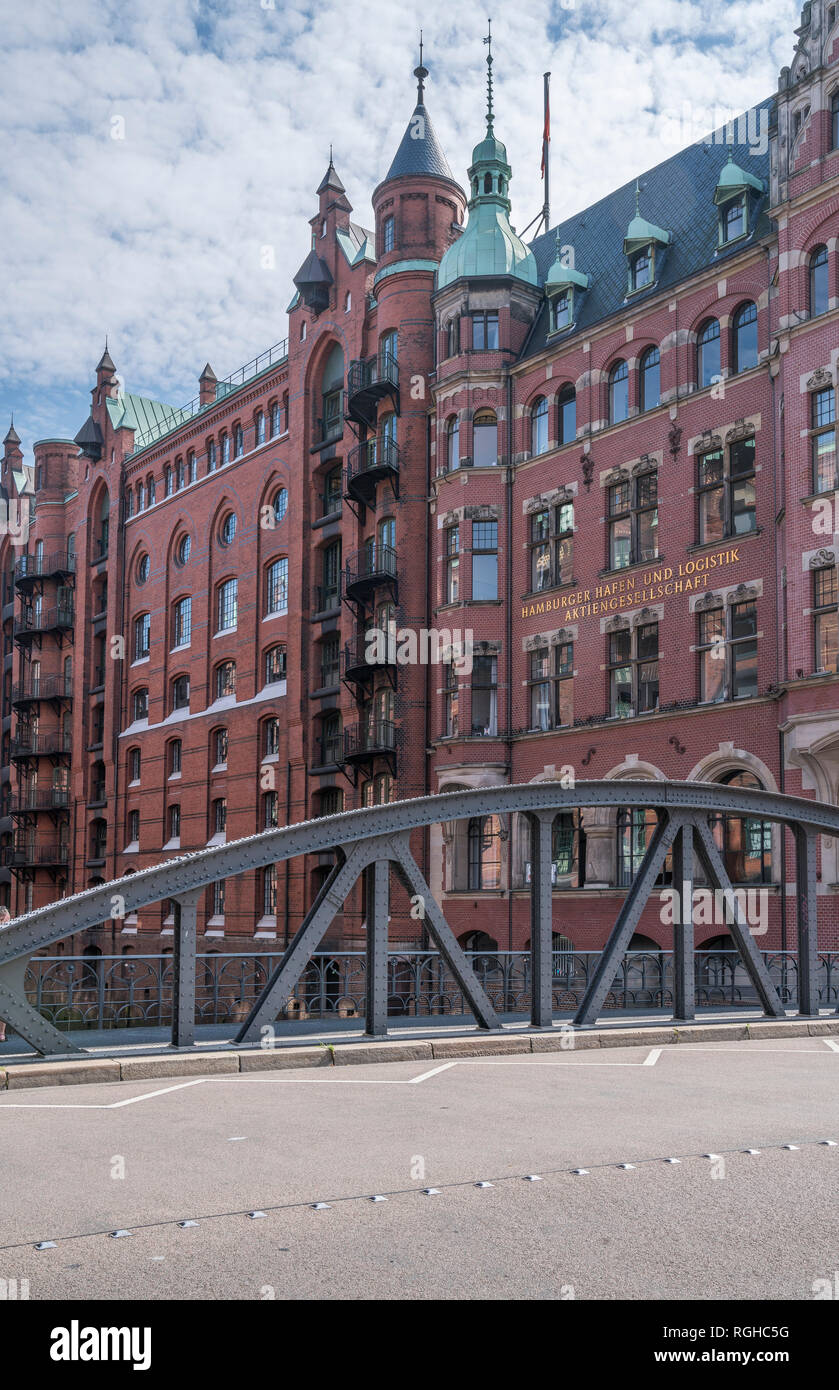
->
[4,418,20,447]
[414,30,428,103]
[317,156,346,195]
[483,19,494,135]
[96,339,115,374]
[199,362,217,382]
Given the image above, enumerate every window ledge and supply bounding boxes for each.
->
[686,530,761,554]
[206,832,226,847]
[128,778,140,789]
[211,762,227,774]
[598,555,665,580]
[123,841,139,854]
[131,656,150,667]
[214,627,238,638]
[163,837,181,851]
[170,642,191,654]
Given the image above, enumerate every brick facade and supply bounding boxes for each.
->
[2,3,839,959]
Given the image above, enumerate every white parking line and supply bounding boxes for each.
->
[409,1062,458,1084]
[643,1048,662,1065]
[824,1039,839,1053]
[108,1080,207,1108]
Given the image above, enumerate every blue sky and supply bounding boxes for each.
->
[0,0,799,456]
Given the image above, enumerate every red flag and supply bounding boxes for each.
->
[541,86,550,178]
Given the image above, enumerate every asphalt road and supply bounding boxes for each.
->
[1,1038,837,1300]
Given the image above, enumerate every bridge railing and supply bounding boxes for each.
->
[18,950,839,1033]
[0,780,837,1054]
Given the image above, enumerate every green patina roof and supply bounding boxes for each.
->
[437,201,538,287]
[106,392,190,437]
[713,152,765,204]
[623,213,671,254]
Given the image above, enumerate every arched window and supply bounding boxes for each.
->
[97,493,110,557]
[263,717,280,758]
[164,465,173,496]
[609,360,629,424]
[272,486,288,524]
[732,302,758,373]
[255,411,265,445]
[320,343,344,443]
[446,415,460,471]
[557,385,576,446]
[697,319,721,389]
[214,661,236,699]
[473,409,497,466]
[639,347,660,412]
[809,246,829,318]
[446,319,459,357]
[382,214,395,253]
[709,770,772,884]
[467,816,502,891]
[221,433,230,466]
[265,644,286,685]
[531,396,549,455]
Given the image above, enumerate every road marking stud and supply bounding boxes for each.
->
[524,1175,542,1181]
[248,1211,266,1219]
[34,1241,56,1250]
[618,1163,636,1170]
[178,1220,199,1227]
[475,1181,493,1188]
[664,1158,681,1164]
[820,1139,837,1146]
[370,1195,387,1202]
[312,1202,330,1210]
[744,1149,761,1155]
[572,1169,589,1176]
[110,1230,131,1238]
[422,1188,441,1195]
[782,1144,799,1151]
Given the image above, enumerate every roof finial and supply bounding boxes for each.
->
[414,29,428,103]
[483,19,494,134]
[634,178,641,216]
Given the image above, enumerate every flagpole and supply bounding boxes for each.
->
[542,71,551,235]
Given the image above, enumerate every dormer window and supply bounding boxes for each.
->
[722,197,745,243]
[382,215,395,253]
[631,248,652,291]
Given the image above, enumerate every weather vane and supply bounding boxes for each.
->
[414,29,428,103]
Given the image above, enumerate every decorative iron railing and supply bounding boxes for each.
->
[18,950,839,1033]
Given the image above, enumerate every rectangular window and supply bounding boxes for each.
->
[320,635,339,688]
[267,558,288,615]
[382,215,394,253]
[470,655,498,735]
[528,643,574,729]
[529,503,574,592]
[608,624,658,717]
[698,440,756,542]
[813,566,838,672]
[812,388,837,494]
[443,659,459,737]
[173,597,191,647]
[471,521,498,600]
[471,311,499,350]
[445,525,460,604]
[207,440,217,472]
[608,474,658,570]
[171,676,190,711]
[217,579,238,631]
[169,740,182,775]
[697,601,757,702]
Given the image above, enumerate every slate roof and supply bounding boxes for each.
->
[382,103,461,187]
[521,104,775,360]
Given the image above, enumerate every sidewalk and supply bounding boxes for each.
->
[1,1007,837,1091]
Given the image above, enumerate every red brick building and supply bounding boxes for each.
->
[1,2,838,960]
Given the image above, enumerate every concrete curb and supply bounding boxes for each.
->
[0,1017,837,1093]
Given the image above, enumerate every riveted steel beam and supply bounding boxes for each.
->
[0,954,80,1055]
[235,838,379,1043]
[526,812,555,1029]
[792,825,820,1018]
[0,783,836,971]
[574,813,682,1027]
[172,889,202,1048]
[672,821,696,1023]
[389,836,501,1030]
[365,860,390,1038]
[691,817,786,1019]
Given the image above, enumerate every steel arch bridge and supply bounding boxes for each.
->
[0,779,833,1055]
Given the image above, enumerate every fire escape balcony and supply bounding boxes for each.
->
[10,787,70,815]
[346,438,400,507]
[14,604,75,644]
[344,545,398,605]
[0,841,69,869]
[14,551,76,590]
[341,635,397,687]
[12,676,74,707]
[343,719,397,766]
[346,353,399,429]
[11,732,72,760]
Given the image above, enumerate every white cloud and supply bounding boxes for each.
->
[0,0,800,451]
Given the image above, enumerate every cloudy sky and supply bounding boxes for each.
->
[0,0,799,454]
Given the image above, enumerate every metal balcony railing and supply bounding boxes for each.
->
[346,438,400,505]
[341,636,397,684]
[14,605,75,637]
[346,352,399,427]
[10,788,71,813]
[344,545,397,602]
[14,552,76,585]
[12,676,73,704]
[0,841,70,867]
[11,732,72,759]
[343,719,396,762]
